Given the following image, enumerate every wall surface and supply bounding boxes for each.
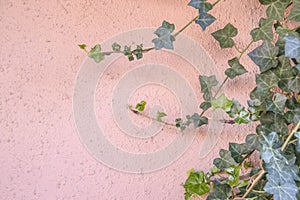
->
[0,0,264,199]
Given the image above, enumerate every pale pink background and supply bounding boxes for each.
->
[0,0,264,199]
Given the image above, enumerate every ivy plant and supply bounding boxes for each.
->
[80,0,300,199]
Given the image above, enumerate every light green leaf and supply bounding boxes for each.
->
[212,23,238,48]
[226,165,241,187]
[184,170,210,197]
[212,94,233,112]
[225,57,247,79]
[248,40,279,72]
[88,44,105,63]
[156,111,167,122]
[250,18,274,41]
[135,100,147,112]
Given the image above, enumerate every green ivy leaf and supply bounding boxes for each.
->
[132,44,143,60]
[260,132,283,163]
[186,113,208,128]
[206,181,231,200]
[234,110,250,124]
[175,118,186,131]
[152,21,175,50]
[256,70,279,94]
[275,26,300,55]
[288,0,300,21]
[188,0,212,13]
[123,46,134,61]
[88,44,105,63]
[250,18,274,41]
[229,143,247,163]
[295,132,300,152]
[212,94,233,112]
[284,36,300,60]
[112,42,121,51]
[156,111,167,122]
[135,100,147,112]
[248,41,279,72]
[199,101,211,111]
[259,0,277,5]
[266,0,290,20]
[78,44,87,50]
[212,23,238,48]
[264,172,299,200]
[213,149,237,169]
[199,75,218,101]
[225,57,247,79]
[184,170,210,197]
[288,73,300,93]
[225,165,241,187]
[266,93,288,114]
[195,12,216,31]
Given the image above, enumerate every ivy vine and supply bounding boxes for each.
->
[80,0,300,199]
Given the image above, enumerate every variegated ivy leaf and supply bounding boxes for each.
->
[266,0,290,20]
[284,36,300,60]
[188,0,212,13]
[250,18,274,41]
[195,12,216,31]
[88,44,105,63]
[225,57,247,79]
[248,41,279,73]
[212,23,238,49]
[288,0,300,21]
[152,21,175,50]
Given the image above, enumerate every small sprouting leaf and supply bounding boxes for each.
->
[284,36,300,60]
[212,94,233,112]
[184,170,210,197]
[288,0,300,21]
[225,57,247,79]
[195,12,216,31]
[250,18,274,41]
[225,165,241,187]
[266,0,290,20]
[264,173,299,200]
[206,181,231,200]
[112,42,121,51]
[135,100,147,112]
[199,101,211,111]
[295,132,300,152]
[199,75,218,101]
[212,23,238,48]
[175,118,186,131]
[213,149,237,169]
[156,111,167,122]
[248,40,279,72]
[188,0,212,13]
[78,44,87,50]
[88,44,105,63]
[152,21,175,50]
[266,93,288,114]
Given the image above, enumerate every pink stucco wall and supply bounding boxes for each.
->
[1,0,264,199]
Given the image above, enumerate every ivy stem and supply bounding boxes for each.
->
[173,15,199,37]
[214,77,229,98]
[238,40,254,59]
[212,0,221,7]
[242,169,266,198]
[281,120,300,151]
[234,44,242,53]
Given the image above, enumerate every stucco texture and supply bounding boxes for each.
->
[1,0,264,199]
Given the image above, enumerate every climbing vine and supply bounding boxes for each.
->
[80,0,300,199]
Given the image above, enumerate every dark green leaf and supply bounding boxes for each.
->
[199,101,211,111]
[266,93,287,114]
[245,134,260,151]
[199,75,218,101]
[206,181,231,200]
[156,111,167,122]
[295,132,300,152]
[213,149,237,169]
[195,12,216,31]
[175,118,186,131]
[266,0,290,20]
[212,94,233,112]
[229,143,246,163]
[188,113,208,128]
[284,36,300,59]
[132,44,143,60]
[250,18,274,41]
[88,44,105,63]
[212,23,238,48]
[288,74,300,93]
[259,0,277,5]
[255,70,279,93]
[248,41,279,72]
[225,57,248,79]
[288,0,300,21]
